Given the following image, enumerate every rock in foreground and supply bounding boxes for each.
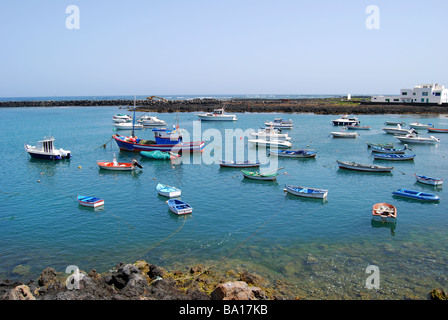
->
[0,261,272,300]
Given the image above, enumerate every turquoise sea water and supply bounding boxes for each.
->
[1,106,448,299]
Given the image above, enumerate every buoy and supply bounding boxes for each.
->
[37,180,41,183]
[40,172,44,175]
[78,166,82,169]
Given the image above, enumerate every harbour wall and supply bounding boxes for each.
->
[1,98,448,114]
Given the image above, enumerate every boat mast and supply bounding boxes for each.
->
[131,96,136,137]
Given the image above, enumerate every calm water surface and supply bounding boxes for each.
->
[1,106,447,299]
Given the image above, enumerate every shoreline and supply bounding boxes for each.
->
[1,97,448,115]
[1,260,446,300]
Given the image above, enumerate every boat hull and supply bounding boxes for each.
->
[219,160,260,168]
[370,146,406,154]
[347,125,371,130]
[97,161,136,171]
[392,189,440,201]
[241,170,277,180]
[198,115,237,121]
[427,128,448,133]
[373,154,415,161]
[395,135,440,144]
[248,139,292,148]
[26,151,70,160]
[331,132,358,138]
[269,149,316,158]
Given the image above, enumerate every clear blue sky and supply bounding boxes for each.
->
[1,0,447,97]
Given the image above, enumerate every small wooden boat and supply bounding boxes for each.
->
[248,138,292,148]
[409,121,434,130]
[370,145,408,154]
[373,153,415,161]
[372,203,397,222]
[427,127,448,133]
[78,195,104,208]
[269,149,317,158]
[219,160,261,167]
[166,199,192,215]
[337,160,394,172]
[366,142,395,148]
[140,150,179,160]
[384,121,406,125]
[392,188,440,201]
[156,183,181,198]
[346,125,371,130]
[284,185,328,199]
[382,125,416,135]
[331,131,359,138]
[415,174,443,186]
[395,134,440,144]
[241,170,278,181]
[97,158,142,170]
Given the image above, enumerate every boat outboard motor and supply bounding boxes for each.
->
[132,159,143,168]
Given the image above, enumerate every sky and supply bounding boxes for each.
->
[0,0,447,97]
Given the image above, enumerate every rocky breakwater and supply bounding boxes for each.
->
[2,97,448,114]
[0,261,276,300]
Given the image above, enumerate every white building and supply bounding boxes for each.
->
[371,83,448,104]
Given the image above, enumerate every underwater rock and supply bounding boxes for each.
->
[430,288,448,300]
[211,281,267,300]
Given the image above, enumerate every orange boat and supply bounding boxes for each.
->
[372,203,397,222]
[97,158,142,171]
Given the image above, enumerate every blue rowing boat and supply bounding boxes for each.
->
[370,145,409,154]
[373,153,415,161]
[269,149,317,158]
[392,188,440,201]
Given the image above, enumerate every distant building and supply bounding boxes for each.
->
[371,83,448,104]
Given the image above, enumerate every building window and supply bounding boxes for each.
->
[393,99,400,101]
[402,92,408,95]
[422,92,428,96]
[435,92,441,96]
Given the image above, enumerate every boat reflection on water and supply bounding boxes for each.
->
[371,218,397,236]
